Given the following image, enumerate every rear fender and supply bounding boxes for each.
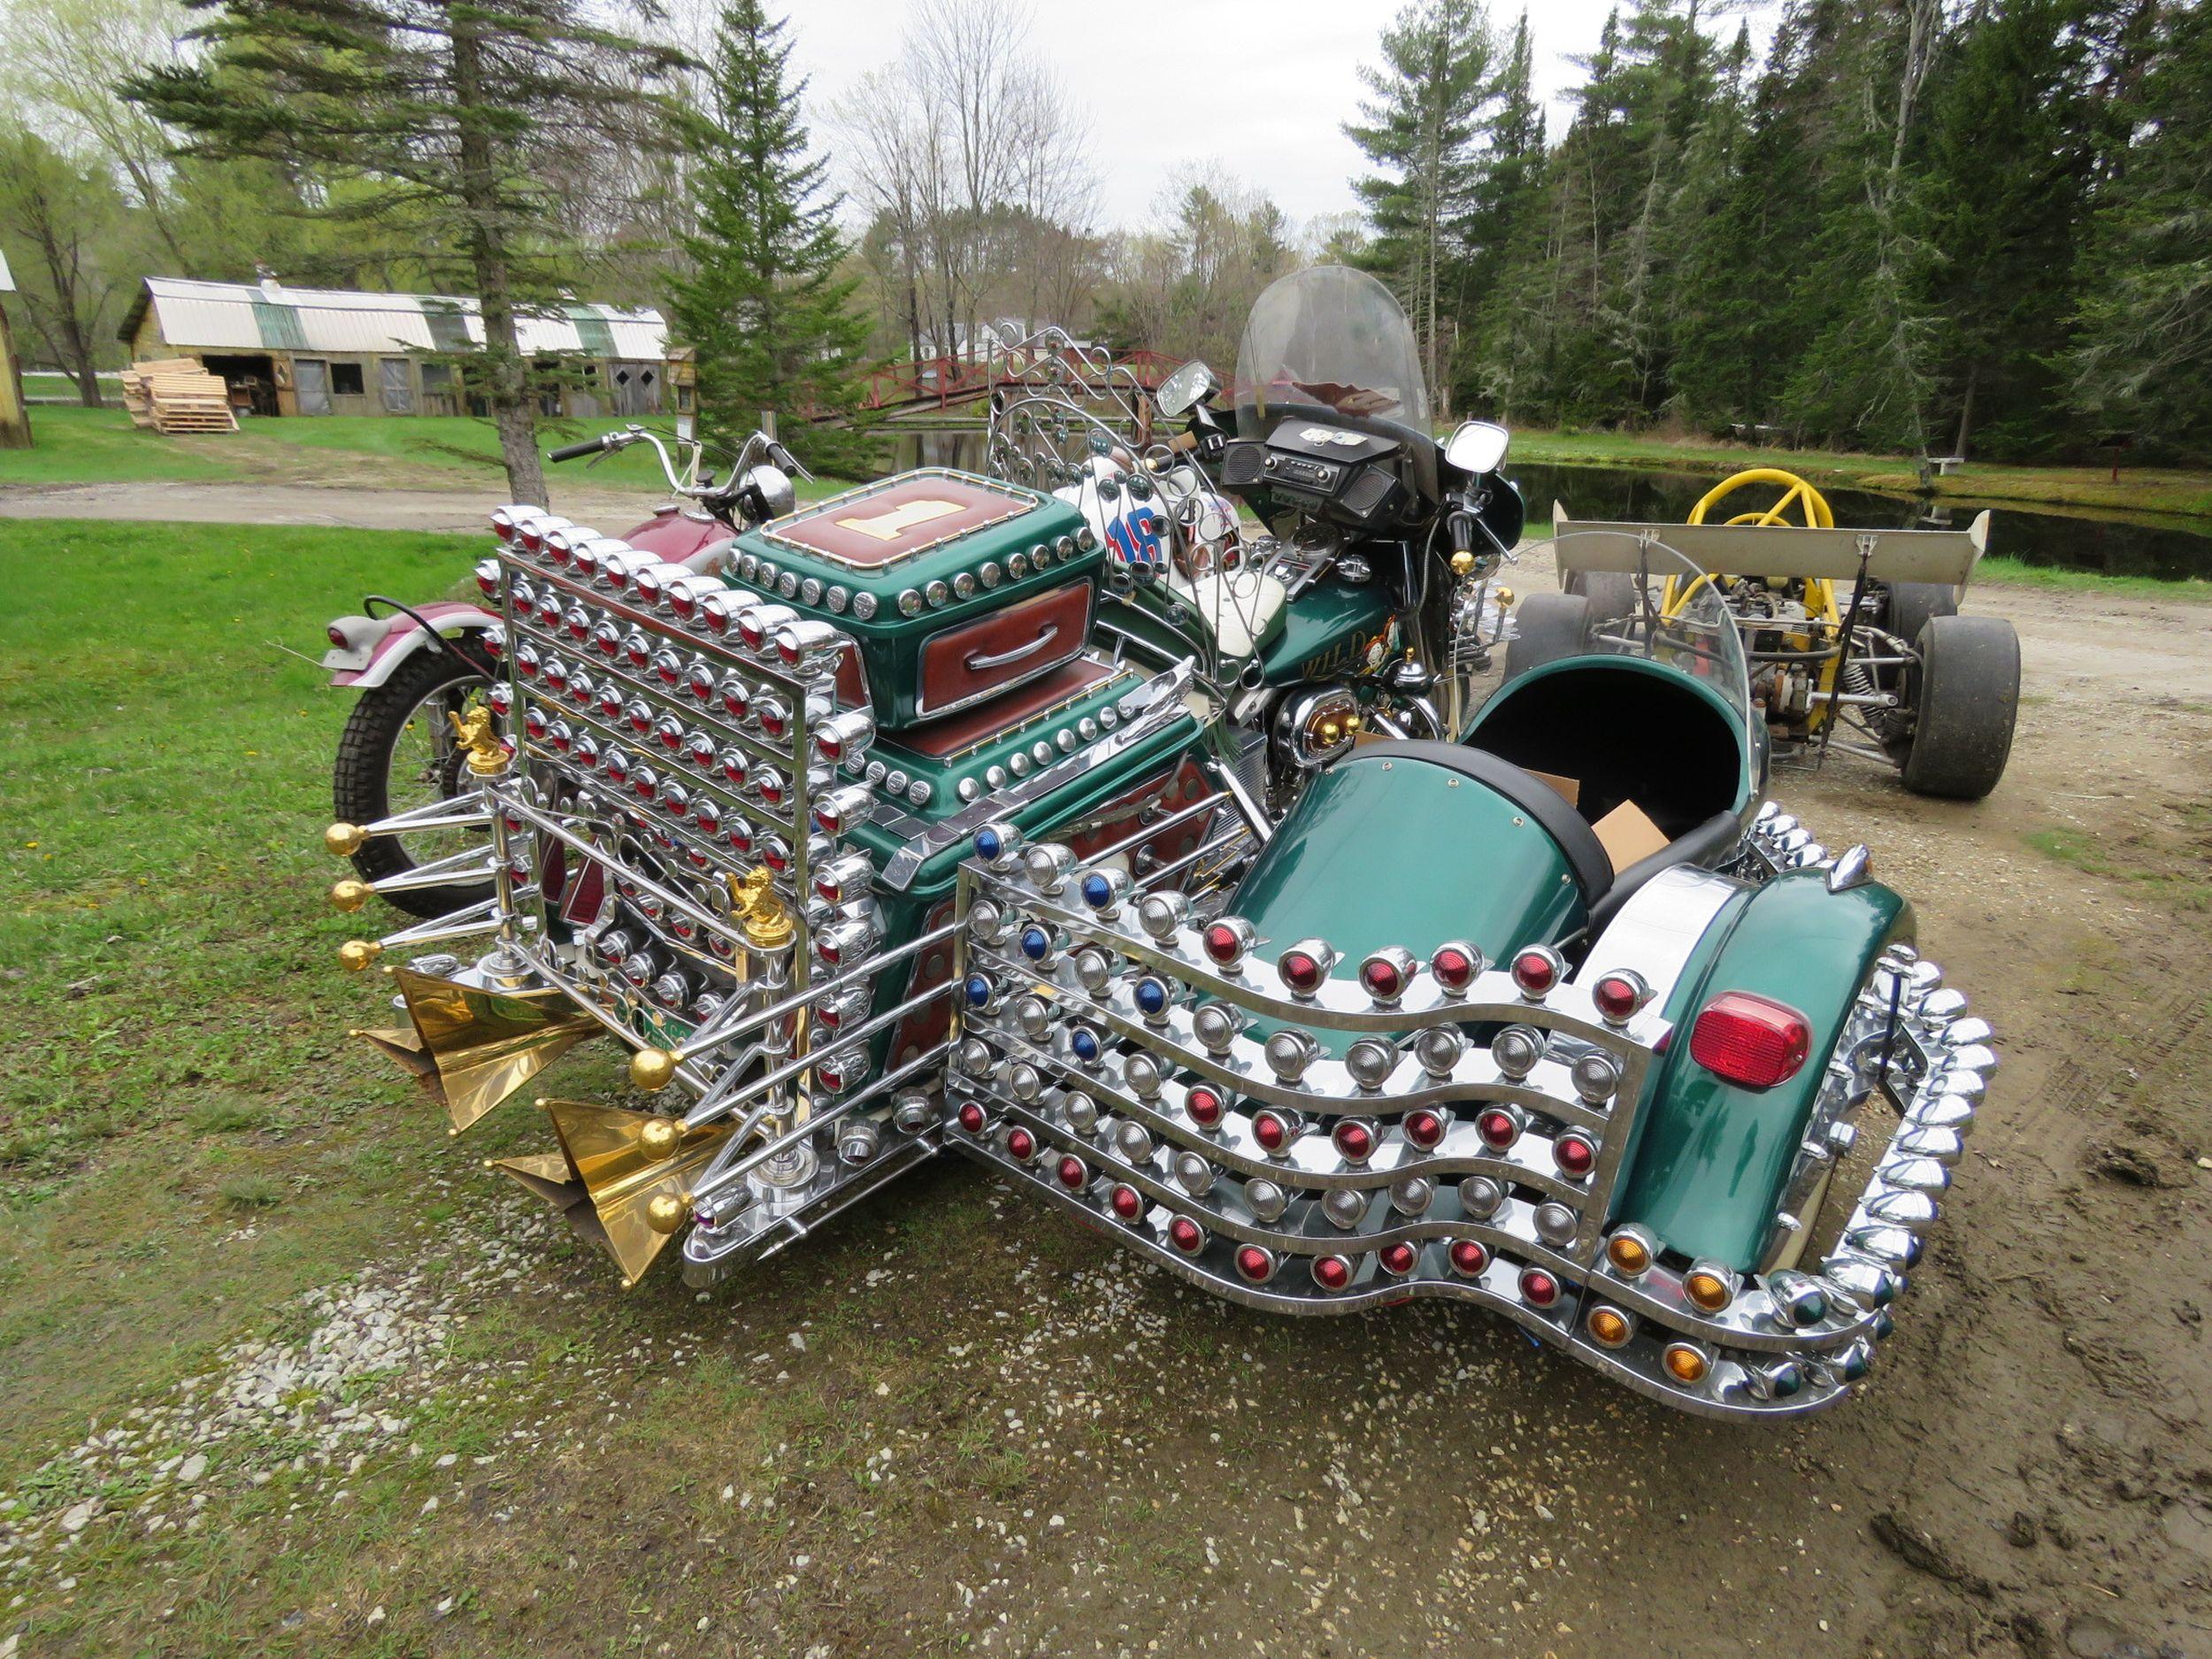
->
[1616,868,1911,1271]
[326,601,500,689]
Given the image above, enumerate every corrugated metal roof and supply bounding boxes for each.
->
[134,277,665,358]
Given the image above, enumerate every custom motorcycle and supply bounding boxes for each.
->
[316,267,1992,1418]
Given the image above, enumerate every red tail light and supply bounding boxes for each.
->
[1510,947,1561,996]
[1689,992,1812,1090]
[1379,1240,1417,1276]
[957,1102,986,1135]
[1234,1245,1276,1283]
[1109,1185,1143,1221]
[1312,1255,1352,1291]
[1202,918,1254,969]
[1448,1239,1489,1277]
[1403,1109,1445,1150]
[1168,1216,1204,1255]
[1184,1084,1225,1128]
[1429,941,1479,993]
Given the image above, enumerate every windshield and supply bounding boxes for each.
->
[1533,537,1755,733]
[1233,265,1430,437]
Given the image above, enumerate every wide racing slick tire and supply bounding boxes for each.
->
[1885,581,1958,650]
[1506,591,1592,680]
[1899,613,2019,800]
[334,639,497,918]
[1563,569,1639,627]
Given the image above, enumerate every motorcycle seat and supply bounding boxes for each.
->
[1164,566,1288,663]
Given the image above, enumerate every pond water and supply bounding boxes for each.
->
[1509,462,2212,583]
[889,432,2212,582]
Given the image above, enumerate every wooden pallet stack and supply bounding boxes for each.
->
[121,359,240,434]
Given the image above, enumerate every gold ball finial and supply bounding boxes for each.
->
[325,822,367,856]
[330,878,373,913]
[1449,549,1476,578]
[644,1192,688,1234]
[630,1047,677,1092]
[338,939,381,972]
[1318,719,1342,746]
[637,1117,681,1160]
[1344,711,1363,733]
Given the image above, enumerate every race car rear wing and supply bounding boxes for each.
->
[1550,503,1990,588]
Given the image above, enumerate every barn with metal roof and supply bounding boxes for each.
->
[117,275,679,419]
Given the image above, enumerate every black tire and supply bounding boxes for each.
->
[1507,592,1593,680]
[1564,569,1639,626]
[1885,581,1958,649]
[1900,614,2019,800]
[334,640,496,918]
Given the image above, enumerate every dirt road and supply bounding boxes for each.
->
[0,479,652,535]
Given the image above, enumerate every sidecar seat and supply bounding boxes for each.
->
[1464,654,1752,929]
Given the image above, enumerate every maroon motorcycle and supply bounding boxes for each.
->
[320,425,807,915]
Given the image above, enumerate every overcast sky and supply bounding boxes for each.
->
[780,0,1786,230]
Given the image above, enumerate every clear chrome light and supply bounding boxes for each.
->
[1389,1175,1434,1217]
[1492,1025,1544,1079]
[1062,1090,1100,1133]
[1136,891,1191,941]
[1113,1118,1154,1163]
[1190,1003,1243,1054]
[1023,841,1076,895]
[1122,1051,1165,1099]
[1532,1201,1578,1247]
[1344,1038,1397,1091]
[1071,947,1115,994]
[1262,1028,1318,1083]
[851,591,879,620]
[1322,1187,1366,1230]
[1013,994,1053,1041]
[1457,1175,1504,1219]
[1007,1063,1044,1102]
[1570,1049,1622,1103]
[1243,1179,1288,1223]
[1412,1025,1465,1077]
[897,588,923,617]
[1172,1150,1215,1196]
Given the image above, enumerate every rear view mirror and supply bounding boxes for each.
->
[1446,419,1509,476]
[1156,360,1218,419]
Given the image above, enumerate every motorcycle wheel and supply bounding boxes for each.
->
[334,640,496,918]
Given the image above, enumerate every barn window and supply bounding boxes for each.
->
[330,362,365,396]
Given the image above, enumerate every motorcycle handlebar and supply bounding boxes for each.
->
[548,435,611,464]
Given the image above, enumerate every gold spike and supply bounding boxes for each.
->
[326,821,366,856]
[630,1047,677,1092]
[338,939,382,972]
[378,965,601,1133]
[331,878,373,913]
[491,1099,732,1286]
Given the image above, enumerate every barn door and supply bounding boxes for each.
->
[294,358,331,416]
[380,358,414,413]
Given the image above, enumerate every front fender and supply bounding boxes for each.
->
[326,602,500,689]
[1616,868,1912,1271]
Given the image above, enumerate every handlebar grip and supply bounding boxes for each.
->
[1448,509,1477,554]
[547,436,609,464]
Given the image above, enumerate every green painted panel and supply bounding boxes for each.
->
[1259,582,1394,685]
[423,302,472,353]
[1228,749,1586,1050]
[730,472,1096,731]
[1618,870,1910,1269]
[251,301,306,351]
[566,303,618,357]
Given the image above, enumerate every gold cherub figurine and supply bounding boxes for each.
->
[447,704,510,776]
[725,865,795,949]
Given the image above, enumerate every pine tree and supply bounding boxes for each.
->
[126,0,686,506]
[2070,0,2212,459]
[670,0,872,476]
[1913,0,2099,460]
[1345,0,1497,414]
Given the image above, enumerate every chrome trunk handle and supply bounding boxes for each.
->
[964,625,1059,672]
